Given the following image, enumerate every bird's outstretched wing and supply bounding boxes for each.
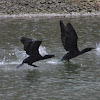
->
[20,37,42,55]
[60,20,79,52]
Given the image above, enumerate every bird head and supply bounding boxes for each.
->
[81,47,95,54]
[90,48,95,50]
[85,47,95,51]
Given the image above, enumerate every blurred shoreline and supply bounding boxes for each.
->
[0,0,100,17]
[0,12,100,19]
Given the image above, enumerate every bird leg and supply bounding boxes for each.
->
[28,63,38,67]
[67,60,70,63]
[31,64,38,67]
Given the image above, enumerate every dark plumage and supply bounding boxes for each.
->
[60,20,95,62]
[17,37,54,68]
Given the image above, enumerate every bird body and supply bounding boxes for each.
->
[61,50,80,61]
[17,37,54,68]
[22,54,53,66]
[60,20,95,62]
[61,48,93,61]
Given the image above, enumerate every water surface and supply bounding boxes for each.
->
[0,16,100,100]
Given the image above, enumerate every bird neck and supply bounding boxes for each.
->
[80,48,92,55]
[43,55,54,60]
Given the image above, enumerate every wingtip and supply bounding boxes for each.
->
[60,20,71,25]
[60,20,63,24]
[60,20,65,27]
[67,22,72,27]
[20,37,29,43]
[67,22,71,25]
[20,37,27,41]
[60,20,62,22]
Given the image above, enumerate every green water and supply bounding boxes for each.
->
[0,16,100,100]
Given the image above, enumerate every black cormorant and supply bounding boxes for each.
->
[17,37,54,68]
[60,20,95,62]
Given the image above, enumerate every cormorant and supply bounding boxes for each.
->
[60,20,95,62]
[17,37,54,68]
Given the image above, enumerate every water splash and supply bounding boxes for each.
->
[39,46,48,56]
[14,48,27,60]
[0,47,26,66]
[96,43,100,56]
[0,61,19,65]
[0,46,50,66]
[47,59,62,65]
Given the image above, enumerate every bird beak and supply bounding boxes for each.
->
[91,48,95,50]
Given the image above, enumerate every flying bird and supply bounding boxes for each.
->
[17,37,54,68]
[60,20,95,62]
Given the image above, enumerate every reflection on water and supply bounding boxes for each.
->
[0,16,100,100]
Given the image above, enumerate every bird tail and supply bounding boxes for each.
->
[43,54,55,59]
[16,63,24,69]
[60,54,70,62]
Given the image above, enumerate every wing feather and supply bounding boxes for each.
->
[20,37,42,55]
[60,21,79,52]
